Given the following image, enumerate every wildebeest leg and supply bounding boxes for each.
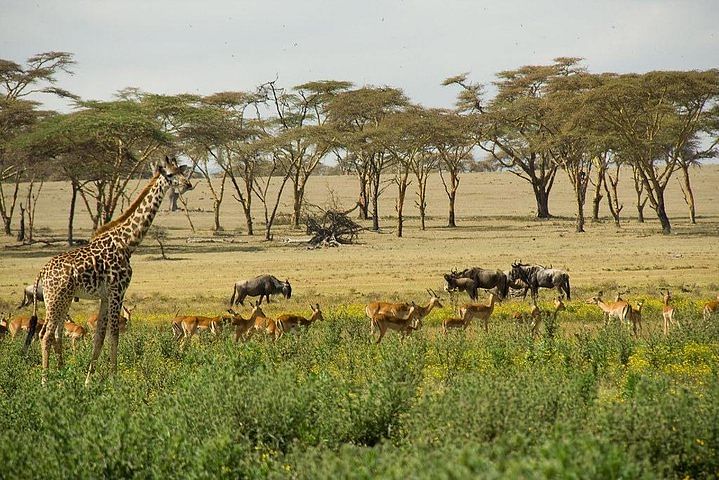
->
[564,279,571,300]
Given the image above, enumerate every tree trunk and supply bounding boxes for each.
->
[448,190,456,228]
[358,177,369,220]
[575,188,585,233]
[292,184,304,229]
[17,205,25,242]
[632,166,646,223]
[244,206,254,236]
[396,195,405,238]
[213,199,222,232]
[67,181,78,246]
[371,191,380,231]
[657,201,672,234]
[534,187,551,219]
[591,170,604,222]
[679,165,696,224]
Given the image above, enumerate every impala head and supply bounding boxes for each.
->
[586,293,603,305]
[427,289,444,308]
[635,300,645,312]
[249,302,266,319]
[554,295,566,312]
[158,156,193,194]
[121,305,136,322]
[310,304,324,321]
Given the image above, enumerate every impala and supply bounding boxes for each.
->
[366,289,443,332]
[64,320,87,348]
[232,303,282,342]
[458,293,496,333]
[660,290,679,335]
[442,314,471,334]
[171,312,230,347]
[0,313,8,338]
[276,304,324,336]
[88,305,135,333]
[371,303,418,344]
[9,314,46,339]
[529,296,566,337]
[587,292,631,330]
[629,300,644,336]
[703,294,719,321]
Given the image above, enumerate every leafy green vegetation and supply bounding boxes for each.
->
[2,309,718,479]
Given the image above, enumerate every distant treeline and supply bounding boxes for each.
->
[1,53,717,243]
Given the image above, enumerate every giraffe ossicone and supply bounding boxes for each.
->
[24,156,193,385]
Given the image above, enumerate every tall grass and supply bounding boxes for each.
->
[1,310,718,479]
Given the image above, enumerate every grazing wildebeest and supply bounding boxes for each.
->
[444,268,509,301]
[17,284,78,309]
[229,275,292,306]
[508,262,571,301]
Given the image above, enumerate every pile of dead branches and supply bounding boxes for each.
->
[305,210,363,248]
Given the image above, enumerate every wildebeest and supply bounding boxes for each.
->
[229,275,292,306]
[17,284,78,309]
[508,262,571,301]
[444,268,509,301]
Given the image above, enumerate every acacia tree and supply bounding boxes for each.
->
[182,91,266,235]
[428,108,476,227]
[15,97,171,241]
[327,87,408,231]
[547,62,597,232]
[0,51,74,235]
[587,70,719,234]
[445,61,580,219]
[379,109,431,237]
[263,80,352,228]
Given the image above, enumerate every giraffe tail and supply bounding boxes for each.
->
[23,274,42,354]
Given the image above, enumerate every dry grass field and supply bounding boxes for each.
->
[1,165,718,321]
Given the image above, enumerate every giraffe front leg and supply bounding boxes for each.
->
[86,299,109,386]
[40,327,54,385]
[53,322,65,369]
[107,299,124,379]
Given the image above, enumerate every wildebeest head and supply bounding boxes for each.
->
[443,273,459,292]
[282,279,292,299]
[509,262,530,284]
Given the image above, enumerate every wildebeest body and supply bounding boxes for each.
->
[230,275,292,306]
[444,268,509,300]
[17,284,78,309]
[509,263,571,301]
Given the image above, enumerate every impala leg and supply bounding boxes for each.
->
[86,299,109,386]
[376,325,386,344]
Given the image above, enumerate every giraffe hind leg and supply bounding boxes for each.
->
[86,299,109,386]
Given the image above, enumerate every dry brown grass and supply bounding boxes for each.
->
[1,166,718,321]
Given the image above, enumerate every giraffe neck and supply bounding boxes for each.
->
[112,175,170,253]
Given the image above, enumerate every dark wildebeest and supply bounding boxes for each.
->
[508,262,571,301]
[17,284,78,309]
[229,275,292,306]
[444,268,509,301]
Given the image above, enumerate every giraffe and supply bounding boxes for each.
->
[24,156,193,385]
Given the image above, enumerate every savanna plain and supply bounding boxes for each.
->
[1,168,718,478]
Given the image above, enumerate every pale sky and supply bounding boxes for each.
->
[1,0,718,112]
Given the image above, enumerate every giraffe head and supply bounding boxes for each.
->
[157,156,193,194]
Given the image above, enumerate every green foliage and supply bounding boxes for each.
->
[1,309,718,478]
